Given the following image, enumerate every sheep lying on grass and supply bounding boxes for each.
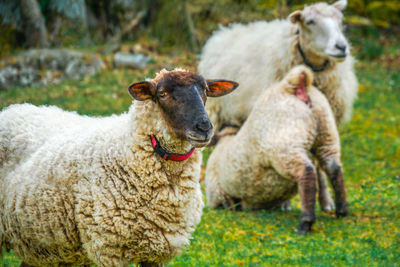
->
[205,66,347,233]
[199,0,357,212]
[199,0,357,129]
[0,69,238,267]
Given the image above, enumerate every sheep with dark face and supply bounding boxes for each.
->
[205,66,347,233]
[0,69,238,267]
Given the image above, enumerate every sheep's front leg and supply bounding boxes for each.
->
[321,159,347,217]
[297,165,317,234]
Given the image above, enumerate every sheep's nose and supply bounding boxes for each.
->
[196,118,212,132]
[335,42,347,53]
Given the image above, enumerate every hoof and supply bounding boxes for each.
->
[335,202,348,217]
[321,202,335,211]
[280,200,292,211]
[319,195,335,212]
[297,221,313,234]
[298,213,315,234]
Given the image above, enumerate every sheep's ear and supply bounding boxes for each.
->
[289,10,303,24]
[206,80,239,97]
[128,81,155,101]
[332,0,347,11]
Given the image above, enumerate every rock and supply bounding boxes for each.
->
[0,49,105,90]
[113,52,150,69]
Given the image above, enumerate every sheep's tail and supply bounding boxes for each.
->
[285,65,314,91]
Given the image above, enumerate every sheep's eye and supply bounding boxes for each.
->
[306,20,315,25]
[159,92,168,97]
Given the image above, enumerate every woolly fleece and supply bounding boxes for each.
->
[199,3,358,130]
[205,66,342,210]
[0,70,204,266]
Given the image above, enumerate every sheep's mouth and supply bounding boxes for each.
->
[189,139,210,147]
[328,53,347,60]
[186,132,212,147]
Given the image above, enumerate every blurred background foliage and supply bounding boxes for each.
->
[0,0,399,57]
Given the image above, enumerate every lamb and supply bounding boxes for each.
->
[205,66,348,233]
[0,69,238,267]
[199,0,358,130]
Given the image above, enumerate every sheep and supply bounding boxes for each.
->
[199,0,357,212]
[199,0,357,129]
[205,66,348,233]
[0,69,238,267]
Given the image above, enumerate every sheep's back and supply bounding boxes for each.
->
[244,87,317,153]
[199,20,296,129]
[0,104,95,175]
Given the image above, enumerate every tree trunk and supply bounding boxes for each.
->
[46,0,90,46]
[19,0,48,47]
[184,0,199,52]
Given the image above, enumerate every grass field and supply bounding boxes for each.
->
[1,30,399,266]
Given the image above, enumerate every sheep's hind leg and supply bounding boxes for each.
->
[271,155,317,234]
[296,165,317,234]
[316,167,335,211]
[321,159,348,217]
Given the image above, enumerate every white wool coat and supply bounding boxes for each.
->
[0,100,203,267]
[205,75,340,209]
[199,19,358,130]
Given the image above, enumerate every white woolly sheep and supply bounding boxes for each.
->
[199,0,357,212]
[0,69,238,267]
[205,66,348,233]
[199,0,358,129]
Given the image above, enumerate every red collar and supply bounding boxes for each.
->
[150,135,195,161]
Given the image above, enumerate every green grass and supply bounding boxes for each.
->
[171,62,400,266]
[1,36,399,266]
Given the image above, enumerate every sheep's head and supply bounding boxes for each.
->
[284,65,313,107]
[289,0,349,61]
[128,69,238,147]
